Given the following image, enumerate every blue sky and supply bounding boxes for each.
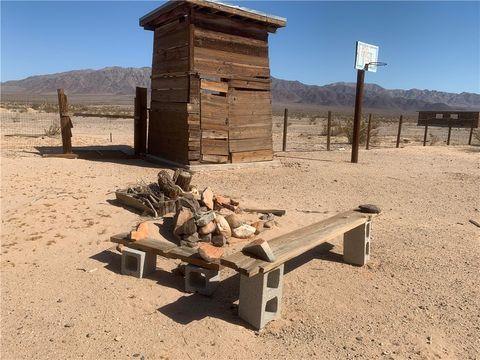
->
[1,1,479,93]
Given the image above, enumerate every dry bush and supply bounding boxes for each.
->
[429,133,440,145]
[44,124,61,136]
[474,129,480,143]
[335,118,380,144]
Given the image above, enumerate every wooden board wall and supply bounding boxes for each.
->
[418,111,479,128]
[148,9,275,164]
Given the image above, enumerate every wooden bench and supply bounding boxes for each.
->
[111,209,376,329]
[221,209,375,329]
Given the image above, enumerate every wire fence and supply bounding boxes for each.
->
[272,111,479,152]
[1,98,135,154]
[2,100,478,156]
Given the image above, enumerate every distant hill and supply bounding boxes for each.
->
[2,66,479,111]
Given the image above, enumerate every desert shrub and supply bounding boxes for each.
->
[44,124,61,136]
[429,133,440,145]
[473,129,480,144]
[321,119,344,136]
[333,118,380,144]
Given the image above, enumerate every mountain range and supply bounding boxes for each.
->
[2,66,479,111]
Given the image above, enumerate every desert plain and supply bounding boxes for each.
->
[1,110,479,360]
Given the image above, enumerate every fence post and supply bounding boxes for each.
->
[134,87,148,155]
[327,111,332,151]
[423,118,429,146]
[468,124,474,145]
[447,120,452,145]
[57,88,73,154]
[282,108,288,152]
[396,115,403,148]
[366,113,372,150]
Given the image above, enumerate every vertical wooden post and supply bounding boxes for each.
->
[326,111,332,151]
[282,108,288,152]
[468,124,474,145]
[57,88,73,154]
[351,69,365,163]
[134,87,148,155]
[447,120,452,145]
[396,115,403,148]
[365,113,372,150]
[423,118,429,146]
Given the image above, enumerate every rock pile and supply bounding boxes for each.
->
[173,187,272,249]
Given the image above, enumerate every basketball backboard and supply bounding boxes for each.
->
[355,41,379,72]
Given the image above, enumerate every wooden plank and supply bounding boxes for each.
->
[134,87,148,154]
[231,149,273,163]
[153,57,189,75]
[201,129,228,139]
[192,11,269,41]
[229,124,271,139]
[201,139,229,155]
[153,45,189,63]
[141,3,190,30]
[148,110,189,163]
[151,75,189,90]
[229,138,272,152]
[221,210,374,277]
[194,27,268,48]
[151,88,189,103]
[154,26,189,51]
[110,233,220,270]
[110,233,177,255]
[201,154,229,163]
[194,46,269,67]
[229,79,271,90]
[150,101,196,117]
[200,122,228,131]
[200,79,228,93]
[188,0,286,27]
[194,58,270,78]
[228,108,272,117]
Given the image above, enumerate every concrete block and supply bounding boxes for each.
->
[238,265,284,329]
[121,247,157,278]
[185,264,220,296]
[343,221,371,266]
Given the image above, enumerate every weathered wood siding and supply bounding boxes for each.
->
[148,7,276,164]
[417,111,479,128]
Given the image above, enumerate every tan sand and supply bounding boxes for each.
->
[1,140,479,359]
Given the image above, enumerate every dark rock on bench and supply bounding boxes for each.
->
[358,204,381,214]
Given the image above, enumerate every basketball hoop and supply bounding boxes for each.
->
[365,62,387,71]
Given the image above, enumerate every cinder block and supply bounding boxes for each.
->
[121,247,157,278]
[343,221,371,266]
[185,264,220,296]
[238,264,284,329]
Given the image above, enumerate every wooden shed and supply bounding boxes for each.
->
[140,0,286,165]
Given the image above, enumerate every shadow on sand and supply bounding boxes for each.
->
[91,241,345,328]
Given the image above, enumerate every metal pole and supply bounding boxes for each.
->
[351,69,365,163]
[423,118,429,146]
[282,108,288,152]
[327,111,332,151]
[447,120,452,145]
[396,115,403,148]
[366,113,372,150]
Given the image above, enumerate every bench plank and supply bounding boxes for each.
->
[110,233,221,270]
[221,210,373,277]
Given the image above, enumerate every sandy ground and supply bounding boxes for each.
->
[1,140,479,359]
